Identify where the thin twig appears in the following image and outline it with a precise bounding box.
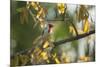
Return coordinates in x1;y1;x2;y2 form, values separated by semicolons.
70;21;79;36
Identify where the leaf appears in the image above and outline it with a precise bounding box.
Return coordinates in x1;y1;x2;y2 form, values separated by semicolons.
78;5;89;22
54;57;60;64
83;19;90;33
61;52;71;63
11;55;19;66
36;9;43;18
78;30;84;34
31;2;39;11
84;57;90;62
26;1;30;9
52;53;57;58
20;7;28;24
36;8;45;22
52;53;60;64
79;56;90;62
40;51;48;60
46;59;50;63
57;3;65;14
16;8;23;13
43;41;49;48
69;25;76;36
31;53;34;59
19;55;29;65
34;47;42;55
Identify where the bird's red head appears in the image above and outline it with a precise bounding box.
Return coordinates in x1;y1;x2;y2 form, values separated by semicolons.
48;24;53;33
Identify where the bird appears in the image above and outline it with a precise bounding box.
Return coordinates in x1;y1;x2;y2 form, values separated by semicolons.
41;22;53;42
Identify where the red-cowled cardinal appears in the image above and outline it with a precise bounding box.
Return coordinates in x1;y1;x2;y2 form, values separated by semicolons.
42;23;53;41
48;23;53;33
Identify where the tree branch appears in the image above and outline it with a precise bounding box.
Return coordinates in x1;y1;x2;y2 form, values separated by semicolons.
53;30;95;46
13;30;95;56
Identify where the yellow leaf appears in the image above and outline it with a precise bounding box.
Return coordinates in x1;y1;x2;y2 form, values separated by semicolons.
40;52;48;60
52;53;60;64
52;53;57;58
36;8;45;22
69;25;76;36
61;52;70;63
31;2;39;11
65;57;70;63
26;1;30;9
38;18;44;22
36;8;43;18
83;19;90;33
62;57;70;63
46;60;50;63
79;56;90;62
84;57;90;62
40;22;45;28
31;54;34;59
55;57;60;64
34;47;42;55
78;30;84;34
41;52;46;56
43;41;49;48
57;3;65;14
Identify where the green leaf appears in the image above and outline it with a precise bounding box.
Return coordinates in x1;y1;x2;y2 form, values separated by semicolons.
16;8;23;13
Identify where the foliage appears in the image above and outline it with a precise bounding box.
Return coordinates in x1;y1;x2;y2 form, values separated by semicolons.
11;1;95;66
